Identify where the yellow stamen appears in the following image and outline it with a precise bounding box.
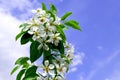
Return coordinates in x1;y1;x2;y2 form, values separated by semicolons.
44;66;49;72
50;22;54;26
58;67;62;72
40;18;45;22
34;31;39;36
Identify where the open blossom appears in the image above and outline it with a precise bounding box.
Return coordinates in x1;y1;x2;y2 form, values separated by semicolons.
66;50;74;61
54;16;61;25
28;26;40;41
64;42;74;59
48;33;62;46
55;62;67;76
46;18;56;32
53;55;65;65
33;9;50;25
37;36;49;50
39;60;55;76
22;18;38;32
39;16;49;25
66;46;74;60
43;24;53;36
32;8;46;17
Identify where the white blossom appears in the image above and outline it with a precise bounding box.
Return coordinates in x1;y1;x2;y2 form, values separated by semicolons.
55;76;65;80
54;16;61;25
48;33;62;46
32;8;46;16
64;42;74;61
66;46;74;60
46;22;56;32
39;60;55;76
37;36;49;50
56;62;67;76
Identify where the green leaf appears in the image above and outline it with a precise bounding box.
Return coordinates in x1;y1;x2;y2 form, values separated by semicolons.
19;23;29;28
47;43;58;52
10;66;20;75
41;2;46;10
56;25;66;42
43;49;52;62
23;66;38;80
15;57;29;65
23;77;37;80
58;41;64;54
50;4;57;13
48;41;64;54
20;33;32;45
65;20;82;31
59;24;68;30
22;62;30;69
69;20;79;25
61;12;72;20
16;69;26;80
16;31;26;41
30;41;43;63
46;10;55;21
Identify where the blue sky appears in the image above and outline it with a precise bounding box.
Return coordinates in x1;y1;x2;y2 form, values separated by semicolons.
0;0;120;80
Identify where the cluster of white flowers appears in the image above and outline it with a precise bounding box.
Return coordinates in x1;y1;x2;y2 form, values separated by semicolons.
22;8;62;50
18;8;75;80
37;42;74;80
12;3;81;80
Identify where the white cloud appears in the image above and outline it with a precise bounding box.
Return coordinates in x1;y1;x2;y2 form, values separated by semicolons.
105;78;111;80
0;0;64;20
0;0;32;12
0;11;29;80
71;52;85;67
69;67;77;73
97;46;103;50
0;0;35;20
79;75;84;80
86;50;120;80
105;66;120;80
0;33;3;38
68;52;85;73
59;0;63;2
110;70;120;80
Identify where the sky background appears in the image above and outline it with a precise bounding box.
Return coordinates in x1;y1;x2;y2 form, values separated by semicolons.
0;0;120;80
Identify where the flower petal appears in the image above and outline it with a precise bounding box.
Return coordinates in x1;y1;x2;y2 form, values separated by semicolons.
48;70;55;76
62;67;67;73
56;76;63;80
44;60;49;66
49;64;54;69
38;44;43;50
39;64;44;68
44;44;49;51
32;35;37;41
